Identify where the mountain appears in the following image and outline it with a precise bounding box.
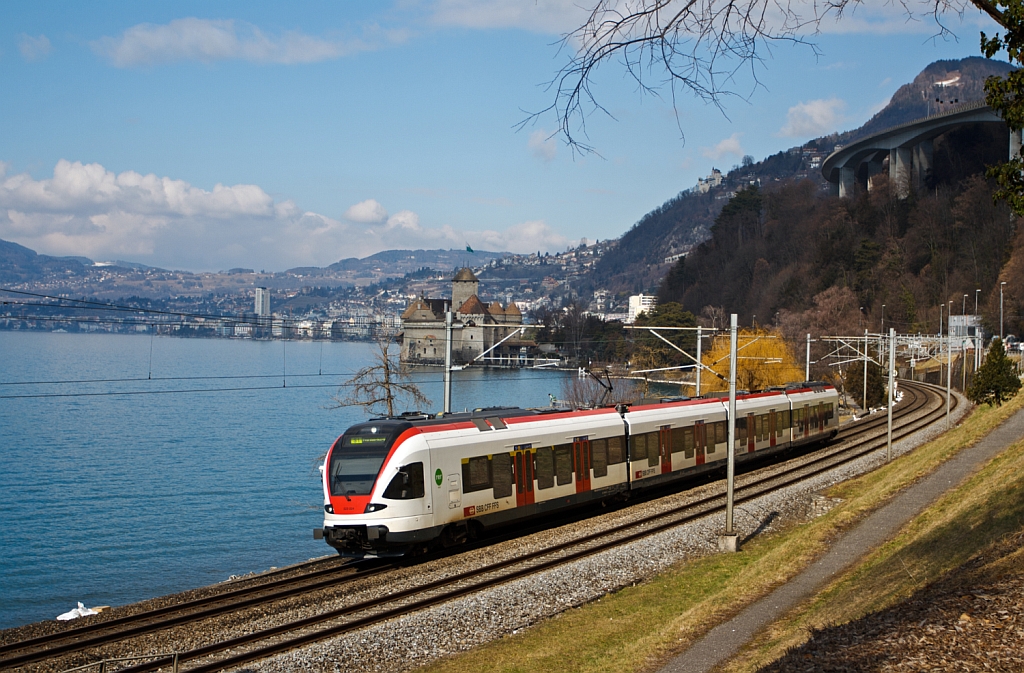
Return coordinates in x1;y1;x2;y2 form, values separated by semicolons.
286;248;508;278
0;239;90;284
846;57;1013;142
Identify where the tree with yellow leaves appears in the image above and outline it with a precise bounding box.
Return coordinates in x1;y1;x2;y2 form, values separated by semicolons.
698;328;804;395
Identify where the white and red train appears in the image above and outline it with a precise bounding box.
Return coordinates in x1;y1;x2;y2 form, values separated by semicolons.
315;383;839;556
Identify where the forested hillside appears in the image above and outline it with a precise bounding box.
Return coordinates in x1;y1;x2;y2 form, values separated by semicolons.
658;169;1019;339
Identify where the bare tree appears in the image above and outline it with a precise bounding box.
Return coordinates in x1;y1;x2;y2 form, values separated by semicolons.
531;0;991;153
560;369;642;408
331;326;430;417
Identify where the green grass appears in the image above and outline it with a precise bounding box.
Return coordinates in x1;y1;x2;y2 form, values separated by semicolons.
416;393;1024;673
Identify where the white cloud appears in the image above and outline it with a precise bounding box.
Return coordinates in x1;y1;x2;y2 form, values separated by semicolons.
430;0;587;33
778;98;846;138
528;129;557;162
471;219;569;253
344;198;388;223
385;210;422;231
701;133;744;161
91;17;396;67
0;160;569;270
18;34;52;61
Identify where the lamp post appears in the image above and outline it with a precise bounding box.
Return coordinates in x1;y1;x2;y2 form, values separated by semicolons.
1001;281;1006;342
947;300;953;426
976;289;981;371
881;304;886;365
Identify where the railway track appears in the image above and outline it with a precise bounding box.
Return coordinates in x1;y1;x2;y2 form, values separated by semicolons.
3;381;954;673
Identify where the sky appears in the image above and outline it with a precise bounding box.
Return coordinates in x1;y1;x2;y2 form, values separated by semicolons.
0;1;995;272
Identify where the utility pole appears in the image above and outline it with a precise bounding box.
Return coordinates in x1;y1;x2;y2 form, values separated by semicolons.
443;308;453;414
720;313;739;553
887;328;895;461
805;333;811;381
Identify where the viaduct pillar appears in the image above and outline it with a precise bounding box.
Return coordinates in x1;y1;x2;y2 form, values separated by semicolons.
890;147;912;198
839;166;856;198
913;141;933;193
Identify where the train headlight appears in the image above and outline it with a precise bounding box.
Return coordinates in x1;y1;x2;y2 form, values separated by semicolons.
364;503;388;513
324;504;334;514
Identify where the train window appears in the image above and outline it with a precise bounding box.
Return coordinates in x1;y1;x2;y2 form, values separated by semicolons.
535;447;554;489
491;452;513;499
780;410;790;431
682;427;695;458
382;462;425;500
736;420;747;443
607;436;624;464
671;427;686;454
328;443;390;497
554;444;573;485
754;414;763;441
631;433;647;463
715;421;726;444
463;456;491;493
826;403;835;419
592;439;609;478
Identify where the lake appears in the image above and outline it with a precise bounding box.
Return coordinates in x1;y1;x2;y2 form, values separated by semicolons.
0;332;566;629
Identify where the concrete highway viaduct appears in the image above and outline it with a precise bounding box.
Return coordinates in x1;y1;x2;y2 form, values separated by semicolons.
821;101;1022;198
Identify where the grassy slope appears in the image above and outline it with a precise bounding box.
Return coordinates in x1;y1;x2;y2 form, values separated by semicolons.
416;393;1024;673
727;395;1024;671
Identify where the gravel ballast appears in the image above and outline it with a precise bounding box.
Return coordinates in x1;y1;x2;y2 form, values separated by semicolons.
244;393;969;673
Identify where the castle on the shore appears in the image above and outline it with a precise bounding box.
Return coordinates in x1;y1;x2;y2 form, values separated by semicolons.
399;268;531;365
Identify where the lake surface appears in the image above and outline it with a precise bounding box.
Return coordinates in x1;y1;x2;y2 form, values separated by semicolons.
0;332;566;629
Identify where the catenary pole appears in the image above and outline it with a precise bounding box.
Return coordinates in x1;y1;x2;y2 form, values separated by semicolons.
696;325;702;396
443;308;453;414
887;327;895;461
863;328;869;412
805;333;811;381
725;314;738;539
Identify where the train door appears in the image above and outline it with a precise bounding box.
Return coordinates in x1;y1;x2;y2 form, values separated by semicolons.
447;473;461;512
818;403;825;433
659;425;672;474
573;436;591;493
769;410;777;448
514;444;534;507
803;405;810;438
747;413;756;453
695;421;706;466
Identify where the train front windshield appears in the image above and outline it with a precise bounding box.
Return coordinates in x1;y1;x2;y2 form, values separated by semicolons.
328;424;399;497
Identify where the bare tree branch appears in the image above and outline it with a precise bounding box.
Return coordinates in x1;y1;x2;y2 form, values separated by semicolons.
527;0;989;154
330;325;430;417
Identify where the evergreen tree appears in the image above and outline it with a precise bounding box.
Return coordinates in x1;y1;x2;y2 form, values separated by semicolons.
967;338;1021;406
846;360;886;409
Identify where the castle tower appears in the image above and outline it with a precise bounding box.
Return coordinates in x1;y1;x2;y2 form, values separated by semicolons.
452;267;479;311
